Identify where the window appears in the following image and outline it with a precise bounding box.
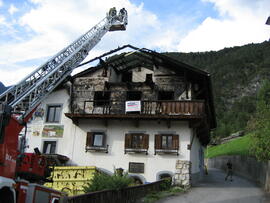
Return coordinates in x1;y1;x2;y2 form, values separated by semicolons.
93;91;110;107
122;72;132;82
42;141;57;154
159;173;172;180
132;134;143;148
158;91;174;100
154;134;179;155
158;173;172;182
46;105;61;123
145;74;153;83
125;133;149;154
162;135;173;149
131;176;143;184
86;132;108;152
126;91;142;101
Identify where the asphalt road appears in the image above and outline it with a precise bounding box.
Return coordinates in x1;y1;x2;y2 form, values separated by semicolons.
157;168;269;203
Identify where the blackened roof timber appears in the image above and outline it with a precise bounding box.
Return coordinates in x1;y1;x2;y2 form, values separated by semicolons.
72;44;216;129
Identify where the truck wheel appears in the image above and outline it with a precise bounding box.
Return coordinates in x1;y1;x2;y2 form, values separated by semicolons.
0;187;14;203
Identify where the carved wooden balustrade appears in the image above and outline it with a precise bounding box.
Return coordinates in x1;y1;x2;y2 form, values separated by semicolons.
78;100;205;116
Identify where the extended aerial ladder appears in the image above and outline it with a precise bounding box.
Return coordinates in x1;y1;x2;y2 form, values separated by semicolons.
0;8;127;119
0;8;127;203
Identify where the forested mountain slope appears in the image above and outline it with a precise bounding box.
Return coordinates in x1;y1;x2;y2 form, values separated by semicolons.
0;82;7;94
165;41;270;139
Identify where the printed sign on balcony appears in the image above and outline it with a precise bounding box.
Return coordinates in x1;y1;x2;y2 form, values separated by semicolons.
125;101;141;112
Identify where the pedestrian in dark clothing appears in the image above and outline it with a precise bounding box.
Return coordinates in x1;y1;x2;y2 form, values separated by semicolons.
225;160;233;181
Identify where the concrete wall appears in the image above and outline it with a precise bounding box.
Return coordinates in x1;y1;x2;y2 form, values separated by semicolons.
208;155;270;191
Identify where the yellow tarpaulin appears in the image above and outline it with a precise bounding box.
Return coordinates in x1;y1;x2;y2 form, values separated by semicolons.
45;166;96;196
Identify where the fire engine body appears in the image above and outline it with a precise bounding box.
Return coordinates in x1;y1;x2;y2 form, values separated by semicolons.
0;8;127;203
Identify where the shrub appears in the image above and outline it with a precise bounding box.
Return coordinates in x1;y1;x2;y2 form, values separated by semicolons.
159;178;172;191
83;171;133;193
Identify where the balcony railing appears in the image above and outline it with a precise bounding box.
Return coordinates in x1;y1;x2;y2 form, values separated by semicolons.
124;148;148;155
155;148;179;155
75;100;205;117
85;145;109;153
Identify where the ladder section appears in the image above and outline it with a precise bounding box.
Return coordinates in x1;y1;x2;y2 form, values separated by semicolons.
0;8;127;118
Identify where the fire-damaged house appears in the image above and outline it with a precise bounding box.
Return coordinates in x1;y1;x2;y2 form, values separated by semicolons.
25;45;216;187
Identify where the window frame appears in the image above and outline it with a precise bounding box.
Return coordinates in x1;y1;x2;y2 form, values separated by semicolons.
45;104;62;123
131;134;144;149
42;140;57;154
154;134;179;155
86;132;108;153
125;133;149;154
93;91;111;107
92;132;105;147
161;135;173;149
122;71;133;82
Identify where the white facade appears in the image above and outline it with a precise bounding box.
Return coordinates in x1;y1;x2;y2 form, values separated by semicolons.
25;88;204;183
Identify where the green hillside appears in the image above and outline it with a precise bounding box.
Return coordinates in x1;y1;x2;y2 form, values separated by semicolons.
165;41;270;139
205;135;252;158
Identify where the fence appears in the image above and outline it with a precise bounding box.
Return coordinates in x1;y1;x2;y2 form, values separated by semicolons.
66;179;166;203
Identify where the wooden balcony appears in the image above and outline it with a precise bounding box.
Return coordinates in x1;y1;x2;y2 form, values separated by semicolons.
66;100;205;122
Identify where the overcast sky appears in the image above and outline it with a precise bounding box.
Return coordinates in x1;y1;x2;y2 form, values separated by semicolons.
0;0;269;86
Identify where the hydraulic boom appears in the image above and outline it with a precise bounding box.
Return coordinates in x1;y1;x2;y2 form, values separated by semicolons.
0;8;127;118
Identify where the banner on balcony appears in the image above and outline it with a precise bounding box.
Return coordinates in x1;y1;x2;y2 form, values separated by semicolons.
125;101;141;112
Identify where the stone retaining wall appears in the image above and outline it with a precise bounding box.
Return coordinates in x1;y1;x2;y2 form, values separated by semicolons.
173;160;191;188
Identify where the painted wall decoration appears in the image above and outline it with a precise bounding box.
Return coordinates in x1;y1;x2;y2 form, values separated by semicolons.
32;126;42;136
42;125;64;137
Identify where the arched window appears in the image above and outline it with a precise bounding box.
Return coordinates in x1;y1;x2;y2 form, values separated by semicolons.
129;175;145;185
132;176;143;185
159;173;172;180
156;171;174;181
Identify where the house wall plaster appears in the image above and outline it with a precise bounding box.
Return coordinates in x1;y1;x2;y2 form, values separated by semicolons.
25;64;205;184
25;88;201;182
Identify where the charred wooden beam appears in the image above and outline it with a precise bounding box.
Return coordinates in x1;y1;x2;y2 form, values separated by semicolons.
104;119;108;127
135;120;140;128
167;120;171;128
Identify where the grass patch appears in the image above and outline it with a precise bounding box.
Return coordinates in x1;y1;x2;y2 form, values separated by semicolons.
141;187;186;203
205;134;253;158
